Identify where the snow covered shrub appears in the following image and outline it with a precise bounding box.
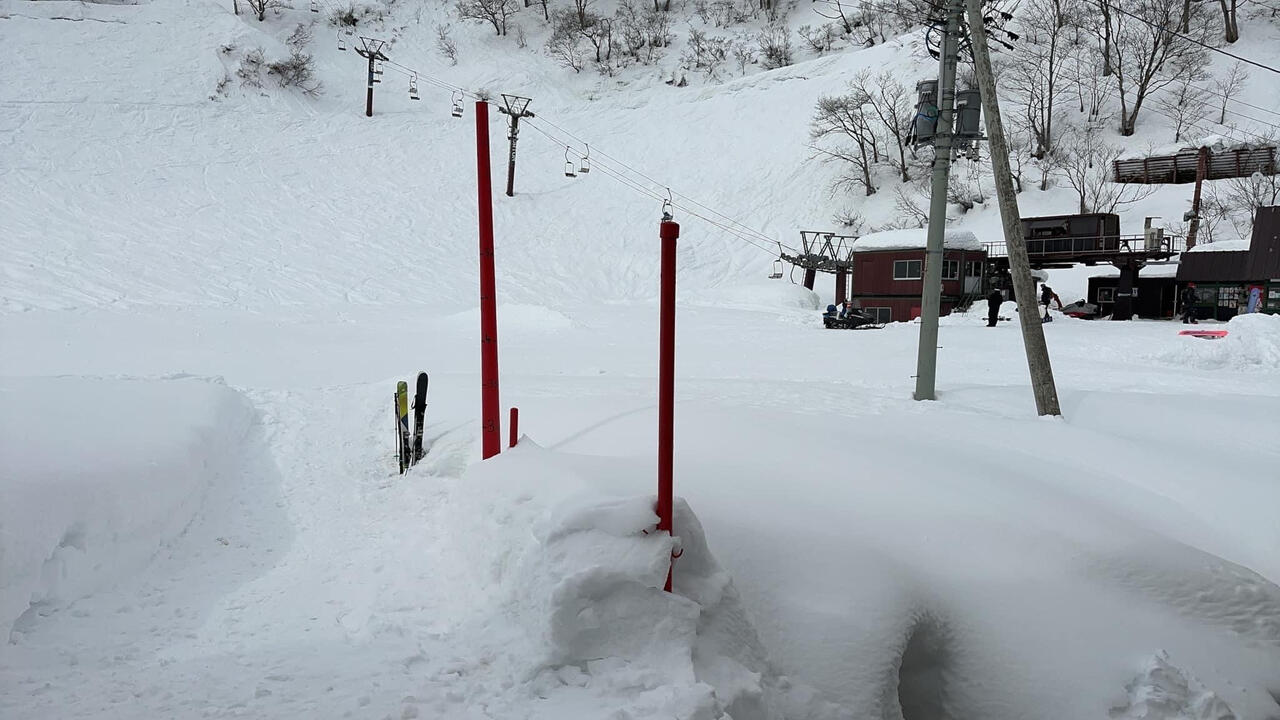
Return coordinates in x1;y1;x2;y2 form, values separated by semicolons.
435;24;459;65
756;22;792;69
797;23;837;54
236;47;265;88
286;22;314;50
692;0;755;27
328;3;384;27
268;51;323;96
680;28;731;79
730;34;753;74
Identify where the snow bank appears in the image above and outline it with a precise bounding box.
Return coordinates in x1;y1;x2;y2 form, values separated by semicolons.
1185;239;1251;252
0;376;257;635
1152;312;1280;370
439;304;574;335
439;443;828;719
686;281;821;312
852;229;983;252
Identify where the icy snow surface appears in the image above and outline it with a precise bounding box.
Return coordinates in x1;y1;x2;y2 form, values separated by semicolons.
3;0;1280;718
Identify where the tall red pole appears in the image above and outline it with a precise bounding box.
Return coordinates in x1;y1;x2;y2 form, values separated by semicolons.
477;101;502;460
657;219;680;592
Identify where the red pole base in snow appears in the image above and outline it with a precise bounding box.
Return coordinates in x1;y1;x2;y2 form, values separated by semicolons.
477;101;501;460
658;219;680;592
509;407;519;448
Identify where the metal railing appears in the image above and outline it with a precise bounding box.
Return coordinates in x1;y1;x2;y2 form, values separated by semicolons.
984;233;1183;260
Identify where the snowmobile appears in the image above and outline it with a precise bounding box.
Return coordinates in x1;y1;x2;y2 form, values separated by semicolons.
823;304;883;330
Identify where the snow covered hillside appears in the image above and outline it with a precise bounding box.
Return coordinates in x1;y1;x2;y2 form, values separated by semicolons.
2;0;1280;718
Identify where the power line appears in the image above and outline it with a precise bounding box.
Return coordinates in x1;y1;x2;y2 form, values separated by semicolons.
1102;1;1280;77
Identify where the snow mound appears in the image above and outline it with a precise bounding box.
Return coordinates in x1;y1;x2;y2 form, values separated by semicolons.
1109;651;1237;720
0;376;258;635
440;304;574;334
687;281;821;312
442;443;827;719
852;229;983;252
1152;312;1280;370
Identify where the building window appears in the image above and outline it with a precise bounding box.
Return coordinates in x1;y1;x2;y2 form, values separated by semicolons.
942;260;960;280
1194;286;1218;305
1217;285;1242;308
964;261;983;278
1098;287;1115;303
865;307;892;324
893;260;922;280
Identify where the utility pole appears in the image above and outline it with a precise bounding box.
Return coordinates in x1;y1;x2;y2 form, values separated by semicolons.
964;0;1061;416
497;94;534;197
355;37;389;118
913;0;963;402
1184;146;1210;249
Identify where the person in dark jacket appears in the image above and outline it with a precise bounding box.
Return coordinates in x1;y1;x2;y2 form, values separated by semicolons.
1180;283;1199;324
987;287;1004;327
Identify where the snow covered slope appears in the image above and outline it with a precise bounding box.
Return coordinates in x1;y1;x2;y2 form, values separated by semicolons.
2;0;1280;718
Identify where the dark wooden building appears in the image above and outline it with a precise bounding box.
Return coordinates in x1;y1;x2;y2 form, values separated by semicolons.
1086;267;1179;319
847;229;986;323
1175;205;1280;319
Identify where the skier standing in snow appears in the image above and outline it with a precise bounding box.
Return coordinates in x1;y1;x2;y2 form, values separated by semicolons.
1180;283;1200;324
987;287;1003;327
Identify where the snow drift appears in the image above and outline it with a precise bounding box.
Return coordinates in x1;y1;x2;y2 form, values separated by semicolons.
0;376;259;635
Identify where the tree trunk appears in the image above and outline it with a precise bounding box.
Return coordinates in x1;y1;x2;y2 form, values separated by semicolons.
1098;2;1113;76
1219;0;1239;42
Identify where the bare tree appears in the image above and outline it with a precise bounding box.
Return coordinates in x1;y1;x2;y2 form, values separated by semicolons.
811;0;854;33
1154;66;1211;142
757;22;793;68
851;69;915;182
244;0;284;21
458;0;519;36
1102;0;1212;136
1211;166;1280;238
811;91;880;195
547;10;588;70
436;24;459;64
1213;61;1248;124
1004;0;1071;157
1058;131;1157;213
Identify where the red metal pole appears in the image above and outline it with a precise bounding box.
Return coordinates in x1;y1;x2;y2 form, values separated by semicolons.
477;101;501;460
509;407;519;448
657;219;680;592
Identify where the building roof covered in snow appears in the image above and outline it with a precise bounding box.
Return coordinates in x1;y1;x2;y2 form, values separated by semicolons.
1091;263;1182;279
851;229;983;253
1178;206;1280;282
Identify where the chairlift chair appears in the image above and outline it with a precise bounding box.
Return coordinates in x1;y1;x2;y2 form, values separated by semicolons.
338;34;347;52
564;147;578;178
409;75;420;101
579;144;591;174
769;259;784;279
450;91;464;118
310;0;319;12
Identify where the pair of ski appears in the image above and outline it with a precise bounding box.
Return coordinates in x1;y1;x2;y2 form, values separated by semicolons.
394;372;428;474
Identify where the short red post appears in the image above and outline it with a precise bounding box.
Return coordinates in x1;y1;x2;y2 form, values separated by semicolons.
657;218;680;592
476;101;502;460
509;407;519;448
